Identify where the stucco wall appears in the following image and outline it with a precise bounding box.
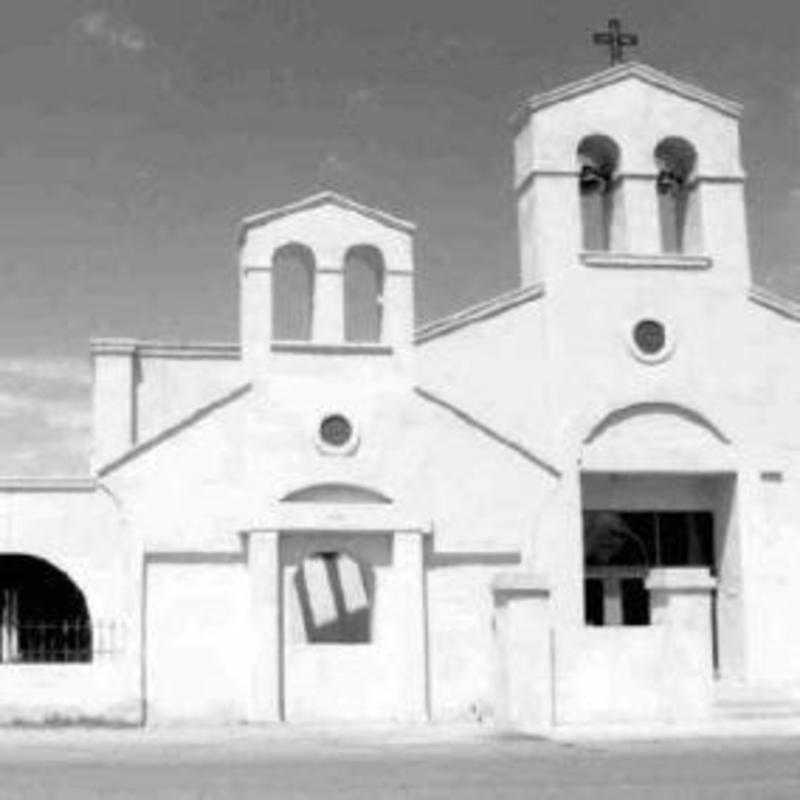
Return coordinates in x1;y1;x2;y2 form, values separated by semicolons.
0;487;141;723
135;355;243;444
145;559;249;724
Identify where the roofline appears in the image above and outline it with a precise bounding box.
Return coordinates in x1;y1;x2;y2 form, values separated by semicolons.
91;338;241;361
96;383;252;478
749;284;800;321
414;282;545;345
511;61;742;131
0;477;96;493
238;191;416;241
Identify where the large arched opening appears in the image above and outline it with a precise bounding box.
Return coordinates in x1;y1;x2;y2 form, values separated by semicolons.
0;555;92;663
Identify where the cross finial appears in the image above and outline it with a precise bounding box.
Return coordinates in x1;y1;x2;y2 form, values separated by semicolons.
592;18;638;66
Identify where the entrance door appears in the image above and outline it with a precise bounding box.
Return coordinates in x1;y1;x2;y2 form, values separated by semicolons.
281;533;405;722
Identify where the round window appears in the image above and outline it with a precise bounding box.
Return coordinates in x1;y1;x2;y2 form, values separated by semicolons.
319;414;353;448
633;319;666;355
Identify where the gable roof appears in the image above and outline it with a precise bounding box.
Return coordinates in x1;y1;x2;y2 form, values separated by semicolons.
511;61;742;131
239;191;416;241
749;284;800;321
96;382;252;478
414;282;545;345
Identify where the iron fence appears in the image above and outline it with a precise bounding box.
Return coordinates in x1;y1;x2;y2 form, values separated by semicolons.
0;619;126;664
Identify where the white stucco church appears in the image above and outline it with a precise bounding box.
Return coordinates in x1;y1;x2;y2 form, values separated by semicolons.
2;57;800;733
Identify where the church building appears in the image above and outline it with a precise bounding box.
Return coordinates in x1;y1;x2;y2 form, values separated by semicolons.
2;58;800;733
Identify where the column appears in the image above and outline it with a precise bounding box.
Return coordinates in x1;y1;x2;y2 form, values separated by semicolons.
313;267;344;342
248;530;282;722
617;175;661;253
381;271;414;351
521;174;581;283
240;266;272;370
491;573;551;733
540;466;583;626
646;567;716;720
394;531;428;722
90;339;137;468
602;578;623;626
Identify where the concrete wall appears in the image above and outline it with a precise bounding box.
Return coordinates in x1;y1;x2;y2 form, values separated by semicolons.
0;486;141;723
554;624;711;726
282;532;408;722
16;64;800;731
145;559;249;724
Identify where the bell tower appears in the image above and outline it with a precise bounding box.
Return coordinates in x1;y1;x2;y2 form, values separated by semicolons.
511;61;749;289
237;191;416;372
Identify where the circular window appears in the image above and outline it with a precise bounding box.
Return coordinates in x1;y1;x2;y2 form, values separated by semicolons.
319;414;353;448
633;319;666;355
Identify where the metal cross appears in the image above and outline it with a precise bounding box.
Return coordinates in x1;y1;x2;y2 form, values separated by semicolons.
592;18;638;65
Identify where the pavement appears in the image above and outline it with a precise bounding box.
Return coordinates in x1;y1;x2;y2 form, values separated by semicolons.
0;724;799;798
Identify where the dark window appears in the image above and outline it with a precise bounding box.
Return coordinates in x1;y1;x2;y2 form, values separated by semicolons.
584;578;604;625
319;414;353;448
633;319;666;355
583;511;713;627
621;578;650;625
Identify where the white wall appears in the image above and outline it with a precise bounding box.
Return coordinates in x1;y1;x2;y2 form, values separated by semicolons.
145;559;249;724
0;486;141;723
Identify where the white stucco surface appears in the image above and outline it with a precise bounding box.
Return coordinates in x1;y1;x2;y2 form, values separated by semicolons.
4;61;800;736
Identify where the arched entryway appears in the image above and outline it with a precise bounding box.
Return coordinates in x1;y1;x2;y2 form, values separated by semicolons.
576;402;739;680
0;555;92;663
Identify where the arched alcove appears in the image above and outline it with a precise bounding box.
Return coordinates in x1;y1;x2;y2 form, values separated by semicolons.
577;134;620;251
282;483;392;504
655;137;698;254
0;555;92;663
272;242;315;340
579;401;732;473
344;245;384;343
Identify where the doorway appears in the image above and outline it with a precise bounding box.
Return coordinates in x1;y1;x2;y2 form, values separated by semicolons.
581;473;740;678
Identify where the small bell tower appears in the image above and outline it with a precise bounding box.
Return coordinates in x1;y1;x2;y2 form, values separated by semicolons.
237;191;416;371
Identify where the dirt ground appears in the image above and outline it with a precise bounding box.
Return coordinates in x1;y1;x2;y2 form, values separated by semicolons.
0;727;799;798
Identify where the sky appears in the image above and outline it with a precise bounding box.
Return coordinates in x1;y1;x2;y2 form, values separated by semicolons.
0;0;798;475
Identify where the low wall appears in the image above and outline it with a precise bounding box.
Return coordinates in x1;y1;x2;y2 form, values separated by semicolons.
0;656;141;724
494;568;716;732
554;625;711;726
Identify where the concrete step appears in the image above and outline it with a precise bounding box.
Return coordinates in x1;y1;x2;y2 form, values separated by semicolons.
713;682;800;720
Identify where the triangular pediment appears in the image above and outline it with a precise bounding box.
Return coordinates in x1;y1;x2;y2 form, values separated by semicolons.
239;190;416;240
511;61;741;130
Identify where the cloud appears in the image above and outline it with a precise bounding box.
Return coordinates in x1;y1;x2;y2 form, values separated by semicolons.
74;9;148;54
0;358;91;476
0;357;91;386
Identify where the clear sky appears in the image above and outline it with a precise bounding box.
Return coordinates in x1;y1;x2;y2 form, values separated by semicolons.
0;0;798;475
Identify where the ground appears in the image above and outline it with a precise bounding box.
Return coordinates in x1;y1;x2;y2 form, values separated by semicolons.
1;726;800;798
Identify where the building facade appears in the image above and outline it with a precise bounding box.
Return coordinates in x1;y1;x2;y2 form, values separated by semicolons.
2;61;800;732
